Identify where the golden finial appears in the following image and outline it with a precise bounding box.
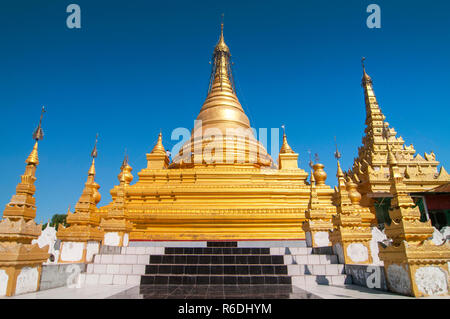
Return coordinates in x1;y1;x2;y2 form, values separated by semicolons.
334;137;344;178
88;134;98;176
334;136;341;161
309;150;326;184
32;106;46;141
361;57;372;85
220;13;225;40
91;133;98;159
121;148;128;170
151;132;166;155
26;107;46;165
215;15;229;53
26;141;39;165
118;148;133;185
309;152;315;184
280;125;294;154
337;160;344;178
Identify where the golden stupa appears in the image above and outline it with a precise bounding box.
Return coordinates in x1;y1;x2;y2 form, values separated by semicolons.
347;58;450;222
93;24;337;241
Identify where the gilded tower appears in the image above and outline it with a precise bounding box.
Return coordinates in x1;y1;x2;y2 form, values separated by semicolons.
329;154;373;265
347;58;450;224
57;136;104;263
100;155;134;246
378;136;450;296
0;108;49;296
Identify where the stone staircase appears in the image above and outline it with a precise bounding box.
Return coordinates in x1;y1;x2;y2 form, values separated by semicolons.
274;247;350;288
78;246;163;286
78;241;351;289
141;242;291;285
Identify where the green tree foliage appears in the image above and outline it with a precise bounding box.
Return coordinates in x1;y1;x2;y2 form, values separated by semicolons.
42;214;67;230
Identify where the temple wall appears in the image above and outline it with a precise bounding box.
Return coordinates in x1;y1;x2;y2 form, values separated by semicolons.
344;264;387;291
15;267;39;295
39;263;86;291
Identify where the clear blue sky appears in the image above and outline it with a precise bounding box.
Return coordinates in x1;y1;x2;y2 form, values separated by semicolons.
1;0;449;222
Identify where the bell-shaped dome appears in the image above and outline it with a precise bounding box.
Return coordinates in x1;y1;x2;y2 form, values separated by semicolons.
172;24;273;168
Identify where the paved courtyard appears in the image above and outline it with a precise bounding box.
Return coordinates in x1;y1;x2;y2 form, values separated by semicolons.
7;283;442;299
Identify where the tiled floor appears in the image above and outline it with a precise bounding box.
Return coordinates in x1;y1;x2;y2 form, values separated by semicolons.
306;284;450;299
7;284;135;299
7;283;450;299
305;284;411;299
107;284;321;299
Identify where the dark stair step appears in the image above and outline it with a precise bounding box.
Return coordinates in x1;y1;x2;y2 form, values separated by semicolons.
207;241;238;247
149;254;285;265
145;264;288;275
140;274;292;285
138;284;293;298
164;247;270;255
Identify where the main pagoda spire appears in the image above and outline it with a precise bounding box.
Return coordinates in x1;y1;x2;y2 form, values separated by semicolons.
198;21;250;132
207;22;235;93
172;22;273;167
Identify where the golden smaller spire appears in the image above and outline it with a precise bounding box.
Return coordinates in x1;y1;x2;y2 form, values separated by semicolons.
279;125;294;154
382;121;397;165
307;168;321;211
361;57;372;85
387;146;397;165
88;134;98;176
215;15;229;53
337;160;344;178
91;133;98;158
310;168;315;184
88;158;96;176
334;137;344;178
26;107;46;166
1;107;48;224
118;152;133;185
151;132;166;155
26;141;39;165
